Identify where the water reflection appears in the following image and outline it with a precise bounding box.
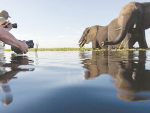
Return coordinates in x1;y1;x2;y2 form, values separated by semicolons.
80;51;150;102
0;55;34;105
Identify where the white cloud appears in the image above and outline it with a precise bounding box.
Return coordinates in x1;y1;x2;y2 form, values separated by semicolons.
66;27;70;30
56;35;80;39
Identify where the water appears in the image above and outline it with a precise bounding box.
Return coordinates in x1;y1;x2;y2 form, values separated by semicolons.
0;51;150;113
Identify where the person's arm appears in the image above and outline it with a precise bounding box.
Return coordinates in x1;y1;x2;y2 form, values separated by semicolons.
0;26;28;54
3;23;12;31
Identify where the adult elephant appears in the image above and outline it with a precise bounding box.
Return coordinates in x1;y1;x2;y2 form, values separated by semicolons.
102;2;149;48
79;18;138;49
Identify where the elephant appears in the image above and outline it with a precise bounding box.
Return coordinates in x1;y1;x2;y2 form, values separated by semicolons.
80;51;150;101
79;25;108;49
102;2;150;48
79;17;140;49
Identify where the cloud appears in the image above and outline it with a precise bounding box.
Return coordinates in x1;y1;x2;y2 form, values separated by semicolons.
65;27;85;34
66;27;70;30
56;35;80;39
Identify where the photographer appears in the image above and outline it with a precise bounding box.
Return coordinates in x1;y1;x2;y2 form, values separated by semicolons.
0;10;28;54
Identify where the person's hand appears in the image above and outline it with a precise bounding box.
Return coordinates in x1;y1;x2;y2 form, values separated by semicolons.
18;41;28;54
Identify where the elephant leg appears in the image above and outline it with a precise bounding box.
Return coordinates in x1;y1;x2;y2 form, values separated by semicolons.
128;35;137;49
120;33;136;49
137;30;148;48
92;40;101;49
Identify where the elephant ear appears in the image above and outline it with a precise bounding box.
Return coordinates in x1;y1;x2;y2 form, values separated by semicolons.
86;26;98;44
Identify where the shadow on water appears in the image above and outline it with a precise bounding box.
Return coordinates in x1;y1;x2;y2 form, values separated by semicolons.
80;51;150;102
0;54;34;105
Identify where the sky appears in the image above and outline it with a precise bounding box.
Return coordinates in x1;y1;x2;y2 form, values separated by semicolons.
0;0;150;48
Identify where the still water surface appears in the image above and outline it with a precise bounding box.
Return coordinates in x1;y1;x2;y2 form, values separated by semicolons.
0;51;150;113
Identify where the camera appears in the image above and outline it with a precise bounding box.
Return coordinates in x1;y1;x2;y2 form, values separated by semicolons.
5;23;17;28
11;40;34;54
12;23;17;28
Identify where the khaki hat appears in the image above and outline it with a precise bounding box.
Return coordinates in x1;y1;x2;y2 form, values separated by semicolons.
0;10;10;19
0;17;6;25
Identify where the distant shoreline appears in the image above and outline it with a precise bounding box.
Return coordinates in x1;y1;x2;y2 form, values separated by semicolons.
4;48;150;51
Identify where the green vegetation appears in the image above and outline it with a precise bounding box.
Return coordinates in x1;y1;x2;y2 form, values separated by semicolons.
4;48;150;52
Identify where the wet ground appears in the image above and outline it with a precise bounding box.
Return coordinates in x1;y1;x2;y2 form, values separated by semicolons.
0;51;150;113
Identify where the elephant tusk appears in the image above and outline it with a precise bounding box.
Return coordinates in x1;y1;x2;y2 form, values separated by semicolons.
101;42;105;46
132;71;136;80
133;24;136;28
115;27;121;31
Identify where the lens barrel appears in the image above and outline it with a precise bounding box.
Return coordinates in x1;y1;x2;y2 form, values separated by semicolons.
26;40;34;48
12;23;17;28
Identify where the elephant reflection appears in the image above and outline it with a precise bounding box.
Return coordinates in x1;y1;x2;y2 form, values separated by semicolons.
80;51;108;79
0;55;34;105
80;51;150;102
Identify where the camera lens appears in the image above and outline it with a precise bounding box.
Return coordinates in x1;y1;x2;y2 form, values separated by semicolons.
26;40;34;48
12;23;17;28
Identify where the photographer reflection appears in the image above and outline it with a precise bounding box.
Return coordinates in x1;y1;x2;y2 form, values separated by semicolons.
80;51;150;102
0;55;34;105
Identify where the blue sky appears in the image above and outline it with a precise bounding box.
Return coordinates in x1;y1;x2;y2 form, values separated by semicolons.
0;0;150;48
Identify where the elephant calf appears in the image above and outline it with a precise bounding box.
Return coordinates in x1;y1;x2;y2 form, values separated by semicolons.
79;25;108;49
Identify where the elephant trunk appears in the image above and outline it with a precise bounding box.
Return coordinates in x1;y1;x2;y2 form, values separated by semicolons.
79;36;86;48
104;27;128;45
103;10;138;46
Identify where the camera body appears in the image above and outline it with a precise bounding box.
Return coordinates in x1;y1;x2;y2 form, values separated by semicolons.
5;23;17;28
11;40;34;54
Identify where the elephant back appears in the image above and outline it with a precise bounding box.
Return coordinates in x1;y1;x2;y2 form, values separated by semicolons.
119;2;144;30
108;18;122;48
141;2;150;29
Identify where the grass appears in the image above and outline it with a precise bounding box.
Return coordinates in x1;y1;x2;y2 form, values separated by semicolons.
4;48;93;51
4;48;150;51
